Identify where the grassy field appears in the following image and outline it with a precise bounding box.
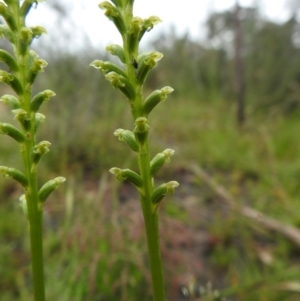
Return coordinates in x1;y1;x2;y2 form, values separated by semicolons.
1;93;300;301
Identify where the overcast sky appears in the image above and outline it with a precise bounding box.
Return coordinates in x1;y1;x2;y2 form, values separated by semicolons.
25;0;294;51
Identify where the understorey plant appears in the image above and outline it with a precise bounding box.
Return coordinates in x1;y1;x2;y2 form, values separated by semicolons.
91;1;179;300
0;1;65;300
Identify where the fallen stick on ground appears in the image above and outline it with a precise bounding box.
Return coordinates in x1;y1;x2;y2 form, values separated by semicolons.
191;164;300;248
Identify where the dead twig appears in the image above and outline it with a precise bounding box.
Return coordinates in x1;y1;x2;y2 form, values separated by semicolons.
191;164;300;248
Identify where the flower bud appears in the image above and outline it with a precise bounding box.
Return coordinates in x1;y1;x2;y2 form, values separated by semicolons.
32;141;51;164
30;90;55;112
0;122;25;143
0;94;20;109
0;166;28;187
0;24;14;43
34;113;45;132
30;26;47;39
90;60;127;78
136;52;163;85
144;16;162;32
133;117;149;145
0;69;12;85
19;194;28;218
99;2;126;35
30;58;48;73
0;49;18;72
19;27;33;55
109;167;143;188
38;177;66;203
139;16;162;41
114;129;139;152
106;44;126;63
28;58;48;84
150;149;175;177
0;70;23;95
127;17;144;53
152;181;179;204
143;86;174;115
105;71;135;100
12;109;30;131
0;3;17;32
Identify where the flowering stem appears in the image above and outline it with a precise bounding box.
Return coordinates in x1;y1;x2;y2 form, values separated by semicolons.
0;2;65;300
14;11;46;300
92;1;179;300
22;113;45;301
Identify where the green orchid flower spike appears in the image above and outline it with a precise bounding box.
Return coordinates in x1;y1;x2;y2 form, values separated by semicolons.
91;1;178;300
0;1;65;301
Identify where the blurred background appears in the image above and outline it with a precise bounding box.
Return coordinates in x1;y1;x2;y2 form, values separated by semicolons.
1;0;300;300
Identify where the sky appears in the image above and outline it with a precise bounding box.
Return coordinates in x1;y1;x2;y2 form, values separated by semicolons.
24;0;293;51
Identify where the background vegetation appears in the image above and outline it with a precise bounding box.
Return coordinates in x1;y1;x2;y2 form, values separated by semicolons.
1;1;300;301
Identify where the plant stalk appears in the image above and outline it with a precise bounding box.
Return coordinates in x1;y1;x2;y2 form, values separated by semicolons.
138;142;166;301
16;7;46;300
27;203;45;301
23;141;46;301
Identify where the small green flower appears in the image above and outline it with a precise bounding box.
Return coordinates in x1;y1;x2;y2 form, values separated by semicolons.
12;109;31;130
0;122;25;143
143;16;162;32
35;113;46;128
105;71;136;100
0;49;19;72
19;194;28;218
106;44;126;63
152;181;180;205
38;177;66;203
30;90;55;112
29;57;48;84
133;117;149;145
150;149;175;177
0;24;14;43
90;60;127;78
109;167;143;188
136;52;163;85
30;26;47;39
34;113;46;132
0;3;17;32
138;16;162;41
143;86;174;115
19;27;33;55
32;141;51;164
99;1;126;35
114;129;139;152
0;94;20;108
0;70;23;95
128;17;144;36
0;166;28;187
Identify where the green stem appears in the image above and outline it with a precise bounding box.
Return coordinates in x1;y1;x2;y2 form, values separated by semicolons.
138;142;166;301
27;196;45;301
15;6;46;300
108;3;169;300
23;142;46;301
